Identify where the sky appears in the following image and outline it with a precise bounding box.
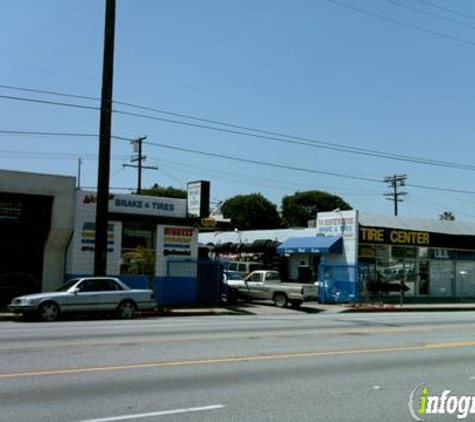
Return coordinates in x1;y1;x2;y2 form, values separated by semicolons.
1;0;475;222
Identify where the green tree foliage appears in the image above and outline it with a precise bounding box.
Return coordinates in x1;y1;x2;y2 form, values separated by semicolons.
140;184;187;199
282;190;352;227
120;246;156;288
439;211;455;221
222;193;282;230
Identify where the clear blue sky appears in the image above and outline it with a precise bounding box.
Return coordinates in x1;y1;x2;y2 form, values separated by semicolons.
1;0;475;221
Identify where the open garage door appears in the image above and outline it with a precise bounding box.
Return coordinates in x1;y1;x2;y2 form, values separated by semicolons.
0;193;53;304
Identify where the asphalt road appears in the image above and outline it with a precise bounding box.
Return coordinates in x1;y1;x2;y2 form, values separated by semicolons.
2;311;475;422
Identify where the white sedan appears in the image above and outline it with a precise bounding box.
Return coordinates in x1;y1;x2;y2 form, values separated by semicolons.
9;277;156;322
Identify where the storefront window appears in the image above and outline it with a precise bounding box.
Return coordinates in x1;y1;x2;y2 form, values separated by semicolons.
358;245;375;260
120;223;156;275
456;261;475;297
457;251;475;261
430;261;454;296
418;247;430;259
392;246;416;259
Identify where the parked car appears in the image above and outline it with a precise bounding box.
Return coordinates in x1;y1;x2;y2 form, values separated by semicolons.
234;270;318;308
8;277;156;322
224;261;265;277
222;270;246;304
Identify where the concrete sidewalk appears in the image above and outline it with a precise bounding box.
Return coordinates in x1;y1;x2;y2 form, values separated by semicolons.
1;301;475;321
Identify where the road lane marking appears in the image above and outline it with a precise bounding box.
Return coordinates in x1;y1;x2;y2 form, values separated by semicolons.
74;405;225;422
2;339;475;380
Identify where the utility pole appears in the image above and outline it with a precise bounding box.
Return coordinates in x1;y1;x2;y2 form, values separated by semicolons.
77;157;82;189
384;174;407;216
123;136;158;194
94;0;116;276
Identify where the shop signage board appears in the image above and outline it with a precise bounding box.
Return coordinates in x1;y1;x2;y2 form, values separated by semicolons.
81;191;186;218
156;225;198;277
316;210;358;265
359;225;475;249
187;180;210;218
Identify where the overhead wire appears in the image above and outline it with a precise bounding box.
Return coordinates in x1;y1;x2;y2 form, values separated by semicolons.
323;0;475;47
1;89;475;196
387;0;475;30
1;87;475;171
142;139;475;195
415;0;475;21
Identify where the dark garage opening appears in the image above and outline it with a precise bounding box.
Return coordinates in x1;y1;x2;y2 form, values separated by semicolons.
0;193;53;304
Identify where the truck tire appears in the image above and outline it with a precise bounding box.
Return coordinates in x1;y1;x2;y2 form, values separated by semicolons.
273;292;288;308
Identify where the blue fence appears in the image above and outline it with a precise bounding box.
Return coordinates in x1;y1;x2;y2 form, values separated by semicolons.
81;258;222;307
318;264;365;304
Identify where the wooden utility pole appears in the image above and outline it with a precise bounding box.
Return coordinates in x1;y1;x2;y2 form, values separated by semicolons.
384;174;407;216
123;136;158;194
94;0;116;276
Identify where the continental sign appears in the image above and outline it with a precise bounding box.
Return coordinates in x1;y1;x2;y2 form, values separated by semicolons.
360;226;430;246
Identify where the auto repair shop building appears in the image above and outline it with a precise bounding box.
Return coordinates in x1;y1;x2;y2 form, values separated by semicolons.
0;170;212;306
200;210;475;301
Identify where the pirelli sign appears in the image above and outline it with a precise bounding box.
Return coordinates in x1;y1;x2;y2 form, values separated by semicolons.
359;226;430;246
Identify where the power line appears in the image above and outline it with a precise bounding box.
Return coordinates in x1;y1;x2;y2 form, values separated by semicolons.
2;131;475;196
0;148;130;161
0;87;475;171
143;139;475;195
323;0;475;47
0;129;100;138
415;0;475;22
143;139;383;184
388;0;475;30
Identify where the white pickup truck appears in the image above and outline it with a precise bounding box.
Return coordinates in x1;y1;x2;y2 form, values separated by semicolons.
232;270;317;308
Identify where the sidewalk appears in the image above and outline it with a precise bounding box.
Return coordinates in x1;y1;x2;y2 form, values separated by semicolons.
1;301;475;321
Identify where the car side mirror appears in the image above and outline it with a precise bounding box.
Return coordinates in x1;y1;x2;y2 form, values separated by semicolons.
71;287;80;294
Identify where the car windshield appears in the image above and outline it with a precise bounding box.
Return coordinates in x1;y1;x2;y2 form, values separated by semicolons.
225;272;244;280
55;279;80;292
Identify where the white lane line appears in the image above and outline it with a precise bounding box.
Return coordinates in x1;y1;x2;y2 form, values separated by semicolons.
75;405;225;422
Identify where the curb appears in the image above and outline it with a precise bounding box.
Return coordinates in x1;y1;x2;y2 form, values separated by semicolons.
341;306;475;313
1;306;474;321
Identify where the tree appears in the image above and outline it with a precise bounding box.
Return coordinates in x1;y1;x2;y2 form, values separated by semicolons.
120;246;156;289
139;184;186;199
439;211;455;221
221;193;282;230
281;190;351;227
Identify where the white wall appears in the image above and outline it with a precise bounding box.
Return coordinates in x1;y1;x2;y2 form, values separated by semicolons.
0;170;76;291
67;191;198;278
316;210;359;265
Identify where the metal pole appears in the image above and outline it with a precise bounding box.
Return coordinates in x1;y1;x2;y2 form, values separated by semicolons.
94;0;116;276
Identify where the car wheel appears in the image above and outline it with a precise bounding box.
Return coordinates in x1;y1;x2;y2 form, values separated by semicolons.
273;293;288;308
117;300;137;319
39;302;60;322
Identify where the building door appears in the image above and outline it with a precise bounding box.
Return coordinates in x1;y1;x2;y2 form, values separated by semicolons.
418;261;430;295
